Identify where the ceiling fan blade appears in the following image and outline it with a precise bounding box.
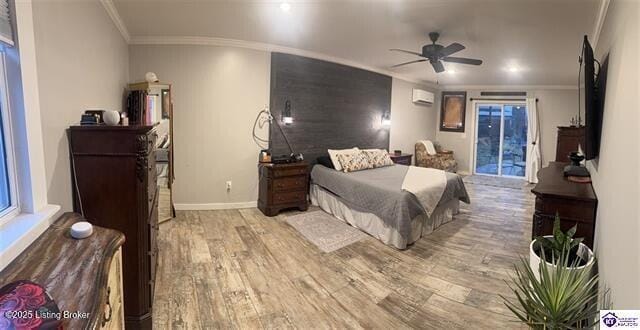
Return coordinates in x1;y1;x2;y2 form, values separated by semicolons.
389;48;423;57
391;59;427;68
431;60;445;73
439;43;465;57
442;56;483;65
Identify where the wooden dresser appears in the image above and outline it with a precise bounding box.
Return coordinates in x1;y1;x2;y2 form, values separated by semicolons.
258;161;309;216
389;153;413;165
556;126;585;162
69;125;159;329
0;213;125;329
531;162;598;248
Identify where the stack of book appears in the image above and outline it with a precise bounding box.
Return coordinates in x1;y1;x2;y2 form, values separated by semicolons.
127;91;158;125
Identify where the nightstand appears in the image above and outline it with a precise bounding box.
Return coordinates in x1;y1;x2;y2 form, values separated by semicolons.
258;161;309;216
389;153;413;165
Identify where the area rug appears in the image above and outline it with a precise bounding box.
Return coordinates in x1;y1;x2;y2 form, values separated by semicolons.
463;174;529;190
285;211;367;253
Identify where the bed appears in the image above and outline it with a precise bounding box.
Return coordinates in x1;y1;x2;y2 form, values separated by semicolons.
310;164;470;249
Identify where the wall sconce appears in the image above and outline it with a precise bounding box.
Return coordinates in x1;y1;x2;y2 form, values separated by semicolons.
283;100;293;125
381;111;391;127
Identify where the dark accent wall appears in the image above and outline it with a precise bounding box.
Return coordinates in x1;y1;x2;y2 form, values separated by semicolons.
269;53;392;164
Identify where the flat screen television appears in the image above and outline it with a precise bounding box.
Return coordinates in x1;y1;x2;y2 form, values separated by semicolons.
579;35;605;160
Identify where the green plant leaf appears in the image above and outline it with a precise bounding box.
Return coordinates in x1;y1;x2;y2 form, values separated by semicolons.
566;225;577;239
501;251;600;329
573;237;584;247
536;237;553;251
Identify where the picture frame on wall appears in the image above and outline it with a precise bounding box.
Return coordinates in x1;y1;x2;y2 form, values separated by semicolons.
440;91;467;132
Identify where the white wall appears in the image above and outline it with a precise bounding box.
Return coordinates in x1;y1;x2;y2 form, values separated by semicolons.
32;1;129;211
435;88;577;174
389;78;438;161
130;45;439;206
129;45;271;207
589;0;639;309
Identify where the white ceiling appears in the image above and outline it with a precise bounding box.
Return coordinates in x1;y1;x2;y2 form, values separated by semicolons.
113;0;601;87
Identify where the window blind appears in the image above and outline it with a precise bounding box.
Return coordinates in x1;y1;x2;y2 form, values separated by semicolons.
0;0;13;46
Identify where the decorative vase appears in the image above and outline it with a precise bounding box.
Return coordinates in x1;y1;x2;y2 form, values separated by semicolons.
528;236;594;281
103;110;121;126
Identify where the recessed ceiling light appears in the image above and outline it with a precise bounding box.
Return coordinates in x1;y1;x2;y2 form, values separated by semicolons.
280;2;291;12
447;69;456;74
508;66;519;73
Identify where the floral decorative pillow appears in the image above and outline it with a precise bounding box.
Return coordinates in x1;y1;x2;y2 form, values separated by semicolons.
363;149;394;168
327;147;360;171
337;151;373;173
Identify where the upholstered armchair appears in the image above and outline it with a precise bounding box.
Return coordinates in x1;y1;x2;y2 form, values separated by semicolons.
415;141;458;172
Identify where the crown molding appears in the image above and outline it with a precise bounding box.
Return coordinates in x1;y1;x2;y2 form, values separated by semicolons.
100;0;130;43
439;84;578;91
127;36;578;91
591;0;610;47
129;35;440;89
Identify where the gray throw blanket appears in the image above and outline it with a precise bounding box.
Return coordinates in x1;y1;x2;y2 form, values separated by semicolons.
310;165;470;240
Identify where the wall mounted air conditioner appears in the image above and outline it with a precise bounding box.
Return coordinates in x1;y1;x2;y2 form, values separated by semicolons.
412;89;434;105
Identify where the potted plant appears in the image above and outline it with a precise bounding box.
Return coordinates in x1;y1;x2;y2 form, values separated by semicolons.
529;213;594;281
502;251;600;329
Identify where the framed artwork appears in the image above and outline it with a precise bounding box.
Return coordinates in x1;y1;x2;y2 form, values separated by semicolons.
161;89;171;119
440;91;467;132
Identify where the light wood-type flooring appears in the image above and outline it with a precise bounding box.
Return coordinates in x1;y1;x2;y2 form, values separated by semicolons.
153;183;534;329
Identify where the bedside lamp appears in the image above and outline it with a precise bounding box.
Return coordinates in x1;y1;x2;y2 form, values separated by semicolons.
382;111;391;127
283;100;293;125
251;104;303;163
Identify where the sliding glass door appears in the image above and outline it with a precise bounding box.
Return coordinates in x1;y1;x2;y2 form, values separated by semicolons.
474;103;528;177
475;105;502;175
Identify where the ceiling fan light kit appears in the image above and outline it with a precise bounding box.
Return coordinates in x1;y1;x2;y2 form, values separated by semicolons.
390;32;483;73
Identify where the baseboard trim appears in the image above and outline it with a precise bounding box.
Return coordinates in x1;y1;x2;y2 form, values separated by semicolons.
174;201;257;210
457;170;471;176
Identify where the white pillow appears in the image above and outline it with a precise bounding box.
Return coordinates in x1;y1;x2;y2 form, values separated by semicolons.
328;148;359;171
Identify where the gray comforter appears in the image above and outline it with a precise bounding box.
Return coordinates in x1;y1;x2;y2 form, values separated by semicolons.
310;164;470;239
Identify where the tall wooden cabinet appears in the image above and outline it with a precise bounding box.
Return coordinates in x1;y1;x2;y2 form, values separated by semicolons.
555;126;585;162
69;125;159;329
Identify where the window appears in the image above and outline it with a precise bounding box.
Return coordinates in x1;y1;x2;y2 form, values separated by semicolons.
0;51;18;223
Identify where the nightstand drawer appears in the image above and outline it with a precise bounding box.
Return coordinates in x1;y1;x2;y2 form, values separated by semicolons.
273;190;307;204
273;176;307;192
272;167;307;178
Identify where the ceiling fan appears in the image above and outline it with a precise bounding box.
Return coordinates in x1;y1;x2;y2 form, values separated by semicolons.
390;32;483;73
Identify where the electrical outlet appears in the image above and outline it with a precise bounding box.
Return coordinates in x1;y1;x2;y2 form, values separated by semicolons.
226;181;232;191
